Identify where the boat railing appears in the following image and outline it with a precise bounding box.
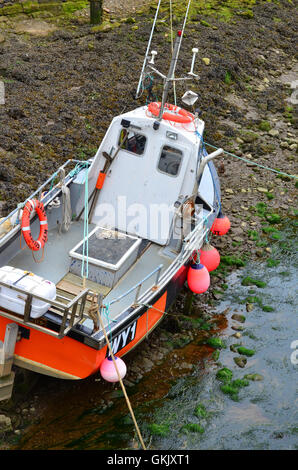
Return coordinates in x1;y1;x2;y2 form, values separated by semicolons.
100;264;164;313
0;279;89;339
97;210;214;335
127;211;213;310
0;159;90;241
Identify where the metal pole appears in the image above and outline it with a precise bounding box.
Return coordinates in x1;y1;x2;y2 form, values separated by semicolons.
158;33;181;120
135;0;162;99
158;0;192;120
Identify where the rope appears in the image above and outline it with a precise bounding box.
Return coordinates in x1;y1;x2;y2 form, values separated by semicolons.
96;300;147;450
204;142;298;180
59;184;72;233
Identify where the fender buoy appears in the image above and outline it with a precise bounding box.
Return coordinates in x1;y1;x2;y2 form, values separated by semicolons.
187;263;210;294
100;356;127;383
21;199;48;251
148;102;194;124
211;211;231;236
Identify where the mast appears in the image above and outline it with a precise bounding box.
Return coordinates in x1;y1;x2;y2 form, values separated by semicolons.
158;32;182;121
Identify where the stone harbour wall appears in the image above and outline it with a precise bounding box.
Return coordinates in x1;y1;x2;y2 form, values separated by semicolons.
0;0;89;18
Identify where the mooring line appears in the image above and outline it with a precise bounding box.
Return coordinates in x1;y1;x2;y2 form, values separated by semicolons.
204;142;298;180
96;301;147;451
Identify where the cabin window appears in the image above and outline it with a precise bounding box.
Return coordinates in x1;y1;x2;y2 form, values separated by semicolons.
118;129;146;156
157;145;183;176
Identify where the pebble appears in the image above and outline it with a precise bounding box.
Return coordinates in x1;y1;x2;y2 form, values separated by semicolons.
231;314;246;323
0;415;12;432
268;129;279;137
202;57;210;65
234;356;247;368
257;187;268;193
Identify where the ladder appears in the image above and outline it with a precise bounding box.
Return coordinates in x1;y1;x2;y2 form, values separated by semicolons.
0;323;18;401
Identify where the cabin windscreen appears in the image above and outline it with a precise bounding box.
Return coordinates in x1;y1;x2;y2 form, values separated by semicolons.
158;145;183;176
118;129;146;156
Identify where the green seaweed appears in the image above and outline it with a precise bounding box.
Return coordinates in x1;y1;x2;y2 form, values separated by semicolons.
149;423;170;437
194;403;207;419
220;255;246;267
220;383;239;401
262;305;275;312
207;337;226;349
216;367;233;382
241;276;267;288
236;347;255;357
181;423;204;434
267;258;280;267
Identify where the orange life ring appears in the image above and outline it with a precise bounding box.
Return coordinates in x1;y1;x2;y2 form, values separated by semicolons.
21;199;48;251
148;102;194;124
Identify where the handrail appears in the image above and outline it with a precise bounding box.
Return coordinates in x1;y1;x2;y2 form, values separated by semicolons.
0;159;90;228
106;264;163;308
0;279;89;339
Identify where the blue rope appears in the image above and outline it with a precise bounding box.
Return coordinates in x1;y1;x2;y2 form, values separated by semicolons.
103;303;113;344
204;141;298;180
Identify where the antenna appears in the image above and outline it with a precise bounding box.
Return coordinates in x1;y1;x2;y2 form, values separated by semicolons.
188;48;199;77
138;0;199;120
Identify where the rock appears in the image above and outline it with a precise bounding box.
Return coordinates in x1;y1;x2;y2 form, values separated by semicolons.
0;34;5;44
202;57;210;66
268;129;279;137
0;201;7;216
231;324;244;331
231;314;246;323
234;356;247;368
241;131;259;143
142;357;154;371
244;373;264;381
0;414;12;432
257;187;268;193
14;20;57;37
7;108;26;120
225;188;234;194
230;343;241;352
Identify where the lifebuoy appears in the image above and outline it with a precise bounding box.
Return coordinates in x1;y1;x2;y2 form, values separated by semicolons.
21;199;48;251
148;102;194;124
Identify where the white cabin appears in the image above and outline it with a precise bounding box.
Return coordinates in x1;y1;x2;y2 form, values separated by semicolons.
83;105;208;246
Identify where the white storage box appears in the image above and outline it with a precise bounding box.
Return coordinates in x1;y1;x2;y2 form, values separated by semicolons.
0;266;56;318
69;227;142;288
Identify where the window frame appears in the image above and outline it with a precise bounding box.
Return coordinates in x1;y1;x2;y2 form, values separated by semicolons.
156;144;184;178
117;129;147;157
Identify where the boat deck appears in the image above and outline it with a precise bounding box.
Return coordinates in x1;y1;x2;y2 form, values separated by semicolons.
8;220;93;285
6;220;173;333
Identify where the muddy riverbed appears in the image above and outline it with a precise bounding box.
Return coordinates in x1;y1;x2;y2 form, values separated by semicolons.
0;0;297;450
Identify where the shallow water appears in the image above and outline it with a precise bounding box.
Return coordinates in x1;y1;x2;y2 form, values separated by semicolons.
16;224;297;450
141;259;298;450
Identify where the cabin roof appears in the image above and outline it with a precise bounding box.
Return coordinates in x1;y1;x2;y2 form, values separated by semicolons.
115;105;205;147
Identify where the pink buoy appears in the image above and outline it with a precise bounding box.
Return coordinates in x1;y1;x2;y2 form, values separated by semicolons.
100;356;127;383
211;211;231;236
187;263;210;294
199;243;220;272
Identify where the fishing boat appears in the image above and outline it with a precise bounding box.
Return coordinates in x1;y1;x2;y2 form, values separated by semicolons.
0;2;230;398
